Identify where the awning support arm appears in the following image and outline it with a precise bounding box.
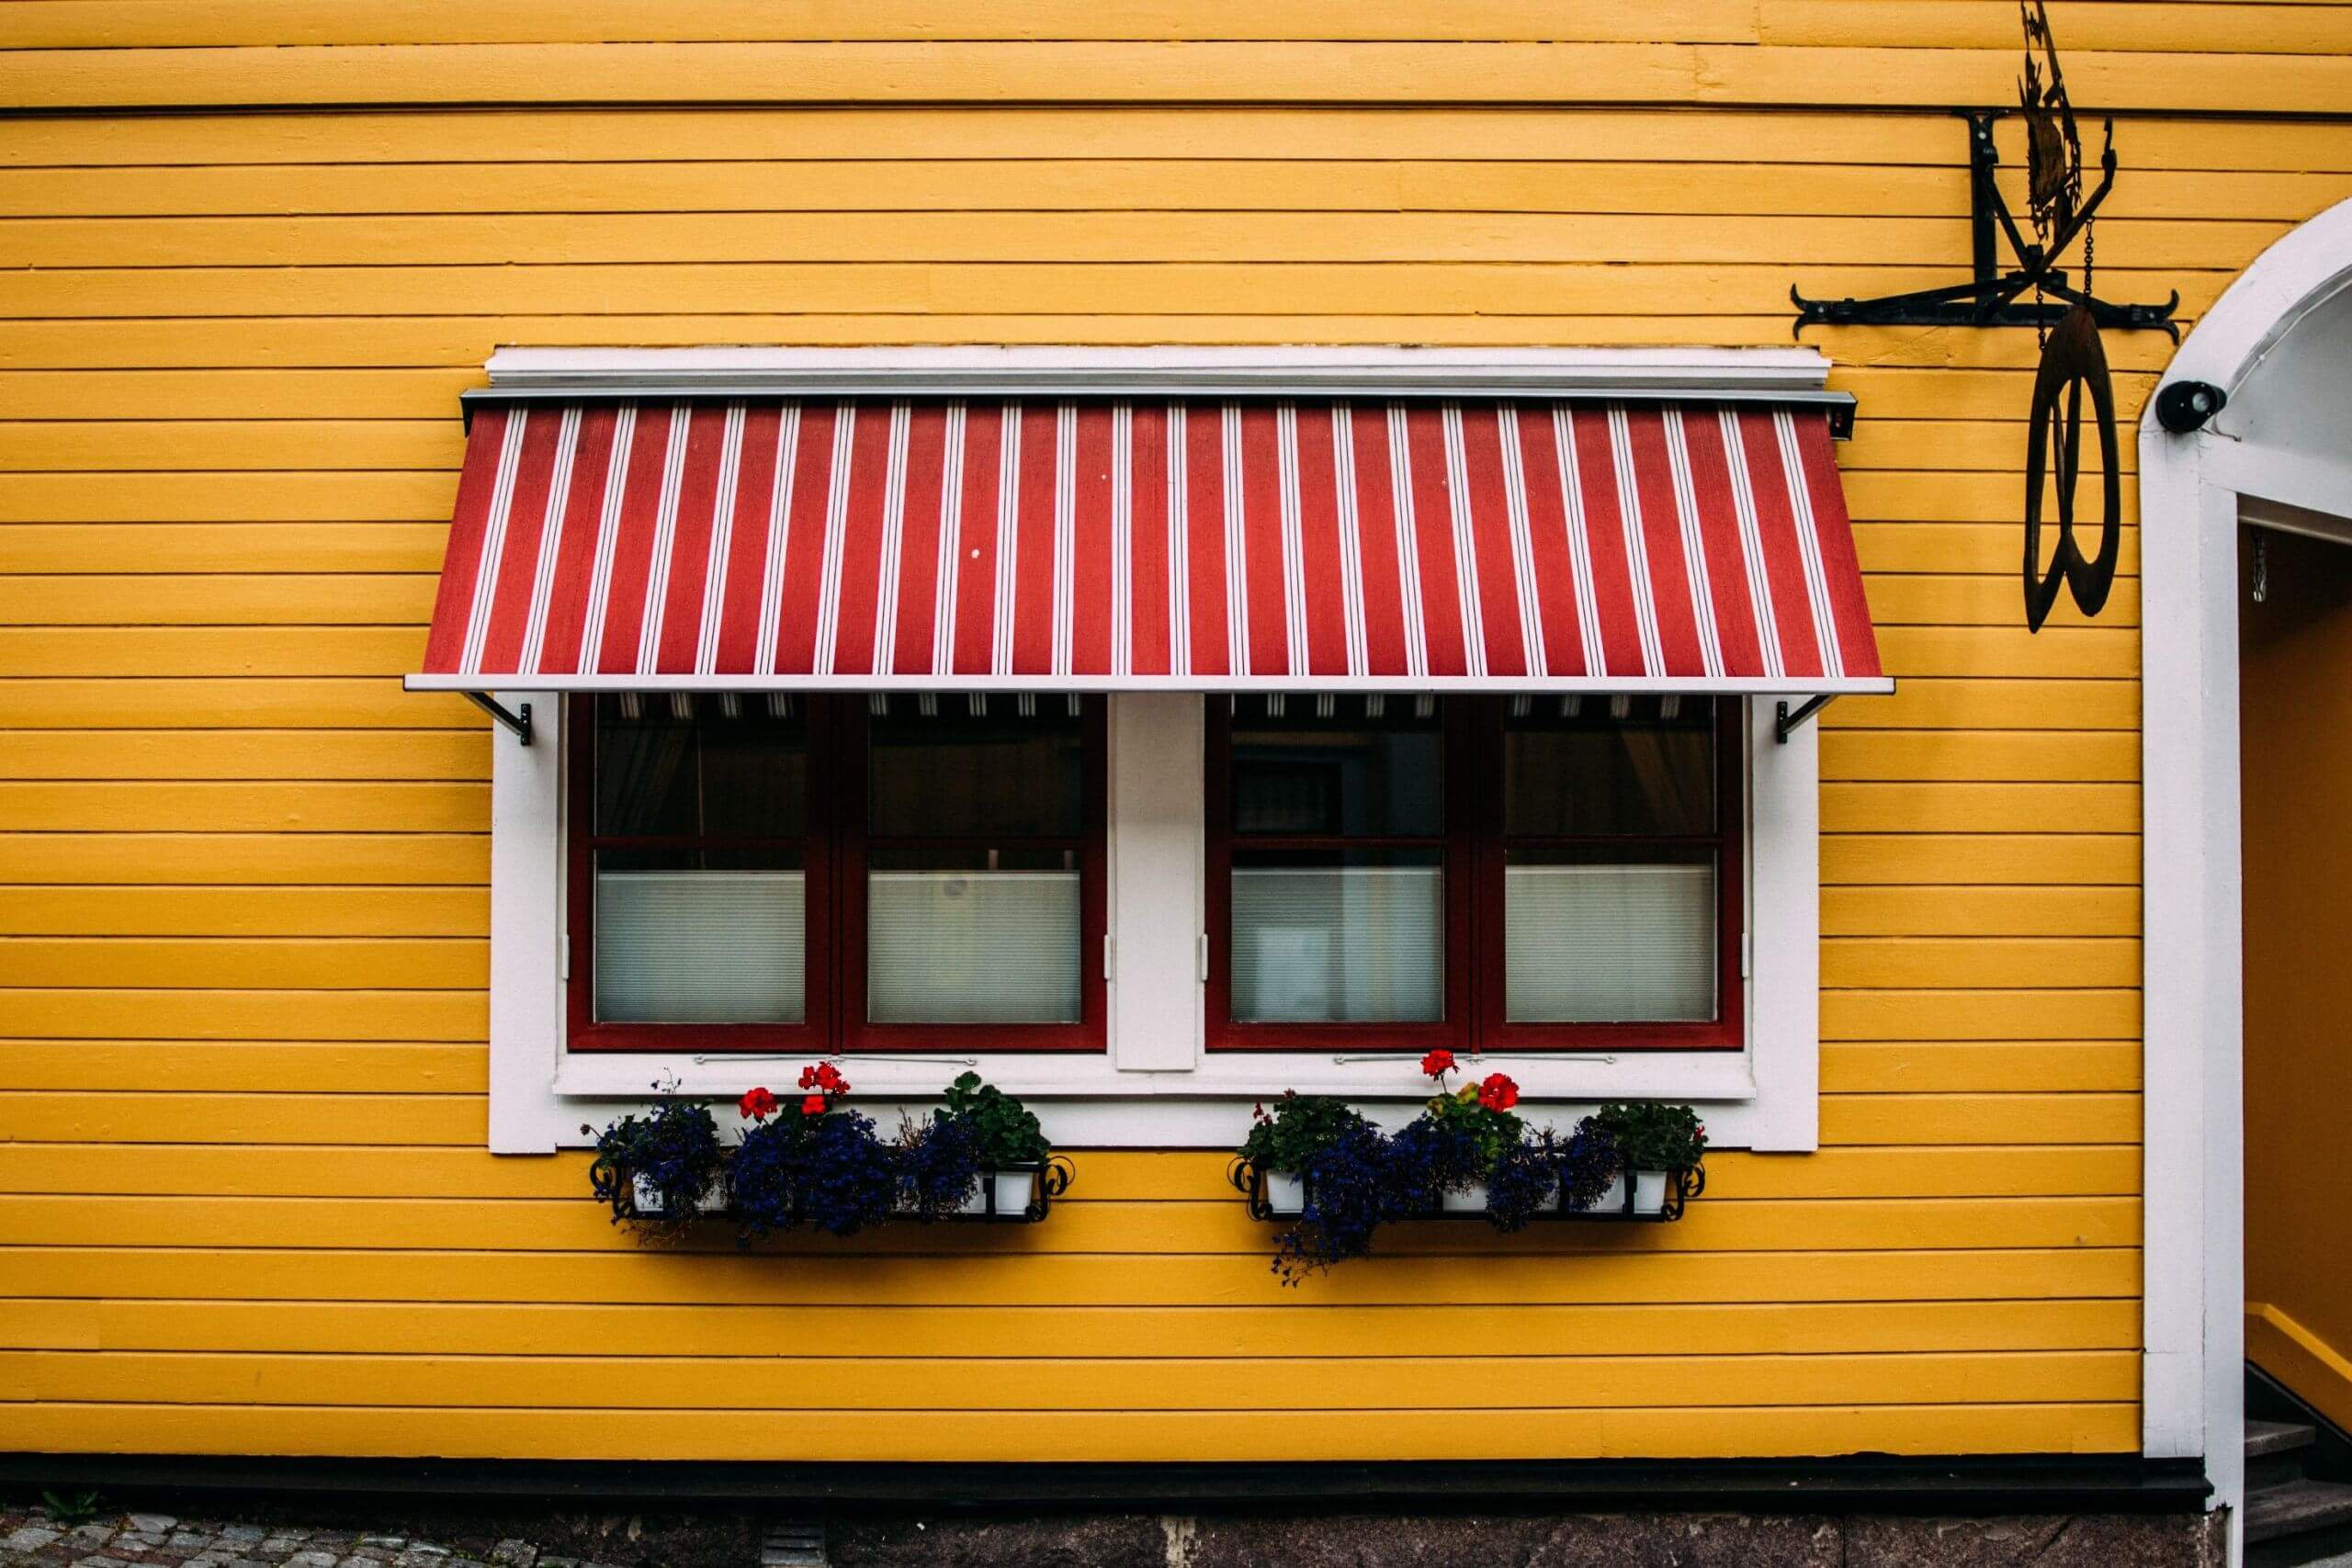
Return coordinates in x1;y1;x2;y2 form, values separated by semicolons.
1774;694;1836;744
464;692;533;746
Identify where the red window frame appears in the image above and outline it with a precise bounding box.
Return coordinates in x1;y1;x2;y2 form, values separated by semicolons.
1204;695;1743;1053
566;694;1107;1055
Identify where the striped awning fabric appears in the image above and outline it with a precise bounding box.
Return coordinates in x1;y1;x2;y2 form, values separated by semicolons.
412;399;1887;694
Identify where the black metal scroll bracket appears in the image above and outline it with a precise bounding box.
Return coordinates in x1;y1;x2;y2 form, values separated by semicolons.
1791;109;2179;342
1775;694;1836;743
464;692;533;746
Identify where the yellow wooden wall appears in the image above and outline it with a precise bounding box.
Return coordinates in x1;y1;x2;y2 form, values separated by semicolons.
3;0;2349;1464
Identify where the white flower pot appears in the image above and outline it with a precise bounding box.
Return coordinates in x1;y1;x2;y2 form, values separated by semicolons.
1442;1182;1489;1213
1633;1170;1673;1215
958;1182;990;1216
1264;1171;1307;1216
632;1172;723;1215
991;1169;1038;1216
1596;1173;1631;1214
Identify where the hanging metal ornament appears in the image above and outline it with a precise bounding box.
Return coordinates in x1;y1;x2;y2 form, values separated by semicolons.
2022;303;2121;631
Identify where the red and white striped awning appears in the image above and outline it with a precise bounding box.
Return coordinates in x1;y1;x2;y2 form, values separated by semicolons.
412;399;1886;694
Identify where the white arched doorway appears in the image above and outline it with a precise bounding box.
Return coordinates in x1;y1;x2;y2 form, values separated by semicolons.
2142;197;2352;1543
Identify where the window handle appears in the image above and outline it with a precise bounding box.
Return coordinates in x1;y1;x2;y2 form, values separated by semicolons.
1102;934;1115;983
1196;933;1209;984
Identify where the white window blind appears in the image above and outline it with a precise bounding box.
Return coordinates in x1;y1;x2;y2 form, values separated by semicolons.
1230;863;1443;1022
594;869;806;1023
1504;861;1717;1022
867;869;1081;1024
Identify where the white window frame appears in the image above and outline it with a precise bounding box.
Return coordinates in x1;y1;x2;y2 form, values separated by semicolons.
489;689;1817;1153
479;344;1830;1156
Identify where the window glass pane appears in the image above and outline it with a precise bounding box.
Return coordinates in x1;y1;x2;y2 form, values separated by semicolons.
1502;698;1714;837
595;694;805;839
867;697;1082;839
1504;848;1717;1022
594;853;805;1024
867;848;1080;1023
1231;849;1442;1022
1230;702;1442;837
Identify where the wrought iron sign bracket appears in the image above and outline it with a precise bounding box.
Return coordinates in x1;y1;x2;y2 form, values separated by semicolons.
1791;109;2178;342
1774;694;1837;744
464;691;533;746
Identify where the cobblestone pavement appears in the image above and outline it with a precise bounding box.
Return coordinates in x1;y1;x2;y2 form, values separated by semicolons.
0;1511;624;1568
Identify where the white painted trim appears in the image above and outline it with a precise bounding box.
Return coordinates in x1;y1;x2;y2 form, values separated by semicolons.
481;344;1839;400
1107;693;1204;1073
2142;196;2352;1544
489;693;1820;1152
412;671;1894;696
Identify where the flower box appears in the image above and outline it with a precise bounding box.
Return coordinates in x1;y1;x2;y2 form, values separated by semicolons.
1264;1171;1307;1216
631;1172;726;1217
990;1168;1039;1217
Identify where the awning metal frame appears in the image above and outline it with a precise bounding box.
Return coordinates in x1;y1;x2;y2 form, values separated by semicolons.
465;692;532;746
1774;694;1837;743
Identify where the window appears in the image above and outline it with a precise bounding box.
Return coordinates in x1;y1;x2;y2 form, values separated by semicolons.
1207;695;1741;1051
567;694;1104;1053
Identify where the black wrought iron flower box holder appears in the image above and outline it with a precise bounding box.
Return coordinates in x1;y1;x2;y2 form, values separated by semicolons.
1227;1157;1702;1225
628;1156;1075;1226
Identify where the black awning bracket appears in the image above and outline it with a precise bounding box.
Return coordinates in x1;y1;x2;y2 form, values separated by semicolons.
465;692;533;746
1775;694;1837;744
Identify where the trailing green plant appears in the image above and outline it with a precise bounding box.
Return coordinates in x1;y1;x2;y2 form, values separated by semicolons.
1238;1090;1375;1174
1592;1101;1707;1173
584;1080;724;1239
943;1069;1050;1167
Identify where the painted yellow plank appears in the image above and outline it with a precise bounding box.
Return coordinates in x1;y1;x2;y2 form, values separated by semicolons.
0;991;485;1043
0;264;2213;326
0;833;485;885
0;576;439;626
0;1193;2144;1255
0;782;486;833
0;1091;481;1144
1821;783;2139;834
0;682;472;730
1823;1093;2138;1146
1856;525;2140;578
0;2;1770;50
1826;887;2139;938
1822;732;2142;784
5;106;2346;173
1823;989;2139;1043
0;1244;2141;1306
1864;577;2140;627
0;733;487;783
3;39;2346;117
0;1347;2137;1411
0;366;2152;423
0;1401;2139;1462
0;1297;2141;1358
0;527;449;575
0;421;458;474
0;940;487;990
0;1045;485;1097
1830;681;2138;733
1820;939;2140;990
1821;835;2139;886
1819;1042;2141;1094
0;886;482;936
0;1141;2141;1200
0;210;2282;272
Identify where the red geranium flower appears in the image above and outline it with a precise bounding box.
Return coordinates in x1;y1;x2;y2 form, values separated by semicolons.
815;1062;847;1093
1419;1049;1456;1080
1477;1072;1520;1112
800;1093;829;1117
738;1087;778;1122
